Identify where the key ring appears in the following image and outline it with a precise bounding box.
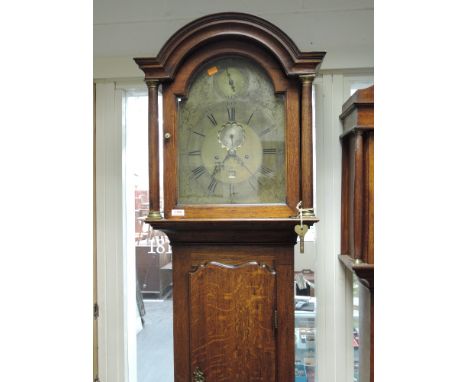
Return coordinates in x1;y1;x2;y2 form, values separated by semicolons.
296;201;304;227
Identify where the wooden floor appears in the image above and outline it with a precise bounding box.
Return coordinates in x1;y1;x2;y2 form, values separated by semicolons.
137;297;174;382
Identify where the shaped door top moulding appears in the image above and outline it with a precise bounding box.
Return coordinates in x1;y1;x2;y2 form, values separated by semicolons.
189;261;277;276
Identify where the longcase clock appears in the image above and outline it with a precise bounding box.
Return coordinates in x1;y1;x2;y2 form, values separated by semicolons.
134;13;325;381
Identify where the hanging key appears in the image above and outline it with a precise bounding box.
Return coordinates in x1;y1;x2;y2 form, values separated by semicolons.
294;200;311;253
295;224;309;253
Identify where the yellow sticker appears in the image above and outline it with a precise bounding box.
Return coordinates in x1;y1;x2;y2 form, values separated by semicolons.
207;66;218;76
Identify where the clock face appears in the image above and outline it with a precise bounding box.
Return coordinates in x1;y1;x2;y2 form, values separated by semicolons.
177;56;286;205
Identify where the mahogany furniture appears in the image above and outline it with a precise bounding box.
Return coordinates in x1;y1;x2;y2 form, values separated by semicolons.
339;85;374;382
134;13;325;381
136;244;172;297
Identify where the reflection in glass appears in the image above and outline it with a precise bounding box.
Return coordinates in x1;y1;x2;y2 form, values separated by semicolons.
295;270;316;382
353;275;360;382
127;94;174;382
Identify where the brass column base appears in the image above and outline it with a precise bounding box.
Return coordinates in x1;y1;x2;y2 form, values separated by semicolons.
301;208;315;218
146;210;163;221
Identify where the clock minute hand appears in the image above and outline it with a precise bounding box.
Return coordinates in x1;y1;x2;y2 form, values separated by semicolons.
222;151;232;164
233;154;255;177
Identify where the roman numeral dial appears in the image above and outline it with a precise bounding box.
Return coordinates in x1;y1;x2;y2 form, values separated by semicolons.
207;113;217;126
177;56;286;205
191;166;207;179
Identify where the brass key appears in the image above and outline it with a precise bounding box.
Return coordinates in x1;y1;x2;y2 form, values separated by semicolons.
295;224;309;253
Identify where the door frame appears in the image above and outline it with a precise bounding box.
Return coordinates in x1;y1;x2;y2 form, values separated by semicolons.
95;81;134;382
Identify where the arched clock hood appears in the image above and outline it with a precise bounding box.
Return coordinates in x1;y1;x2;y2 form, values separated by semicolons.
134;12;326;80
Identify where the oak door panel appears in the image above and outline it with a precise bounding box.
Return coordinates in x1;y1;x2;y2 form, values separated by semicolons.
189;261;277;381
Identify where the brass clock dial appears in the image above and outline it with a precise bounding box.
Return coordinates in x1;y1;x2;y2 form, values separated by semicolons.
178;56;286;205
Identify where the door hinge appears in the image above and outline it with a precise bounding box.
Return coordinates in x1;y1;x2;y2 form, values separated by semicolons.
274;310;278;329
94;377;100;382
94;303;99;320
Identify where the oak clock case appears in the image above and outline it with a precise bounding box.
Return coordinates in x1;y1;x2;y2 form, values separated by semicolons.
134;12;325;382
178;56;286;205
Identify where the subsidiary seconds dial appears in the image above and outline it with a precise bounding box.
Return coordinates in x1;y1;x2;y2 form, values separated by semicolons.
218;121;245;150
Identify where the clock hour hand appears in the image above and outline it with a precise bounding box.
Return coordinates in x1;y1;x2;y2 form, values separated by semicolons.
226;68;235;92
222;147;241;162
211;162;222;177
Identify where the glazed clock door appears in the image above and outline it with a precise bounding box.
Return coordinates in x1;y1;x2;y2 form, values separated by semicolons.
162;45;301;219
189;262;277;381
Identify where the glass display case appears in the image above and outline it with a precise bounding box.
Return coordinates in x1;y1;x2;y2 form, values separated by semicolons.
295;295;316;382
353;275;360;382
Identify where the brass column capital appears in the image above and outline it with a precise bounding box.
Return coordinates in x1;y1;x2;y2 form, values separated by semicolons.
145;79;160;89
299;74;316;84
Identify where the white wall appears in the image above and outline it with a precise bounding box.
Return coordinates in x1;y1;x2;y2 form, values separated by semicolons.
96;82;138;382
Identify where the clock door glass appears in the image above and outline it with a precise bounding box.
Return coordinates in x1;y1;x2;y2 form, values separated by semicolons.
177;56;286;205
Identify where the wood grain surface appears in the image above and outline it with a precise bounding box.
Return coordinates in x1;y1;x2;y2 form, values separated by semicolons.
171;243;295;382
189;262;277;381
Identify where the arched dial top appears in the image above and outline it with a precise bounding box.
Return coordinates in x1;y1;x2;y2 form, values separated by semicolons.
178;56;286;205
